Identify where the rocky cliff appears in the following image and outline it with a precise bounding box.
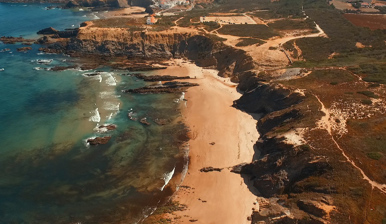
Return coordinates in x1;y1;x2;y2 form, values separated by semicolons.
41;27;256;79
37;27;383;223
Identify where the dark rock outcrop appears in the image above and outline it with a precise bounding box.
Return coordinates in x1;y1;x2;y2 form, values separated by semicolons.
123;82;198;94
233;83;304;114
87;136;111;145
0;36;34;44
17;46;32;52
37;27;58;35
128;0;153;7
99;124;116;130
133;73;191;82
35;36;50;44
64;0;80;7
0;48;11;52
200;167;223;172
56;29;79;38
50;65;78;71
140;118;150;126
297;199;328;218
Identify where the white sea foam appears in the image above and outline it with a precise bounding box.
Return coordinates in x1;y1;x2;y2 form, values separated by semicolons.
161;167;175;191
174;92;185;103
104;102;120;111
99;91;116;99
105;73;117;86
83;135;97;148
82;73;103;82
38;59;53;64
90;13;100;19
89;108;101;123
106;113;113;120
93;123;114;133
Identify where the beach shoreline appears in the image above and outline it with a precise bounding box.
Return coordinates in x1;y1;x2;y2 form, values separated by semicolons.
154;59;260;223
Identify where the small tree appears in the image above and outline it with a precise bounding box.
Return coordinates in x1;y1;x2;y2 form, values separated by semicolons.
352;2;361;9
145;6;154;15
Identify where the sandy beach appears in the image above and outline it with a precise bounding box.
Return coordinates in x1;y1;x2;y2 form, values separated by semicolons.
156;59;260;223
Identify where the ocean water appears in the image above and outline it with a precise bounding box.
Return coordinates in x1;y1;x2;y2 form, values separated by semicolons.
0;3;188;223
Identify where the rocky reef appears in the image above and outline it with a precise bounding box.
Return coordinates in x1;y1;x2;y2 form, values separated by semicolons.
123;81;198;94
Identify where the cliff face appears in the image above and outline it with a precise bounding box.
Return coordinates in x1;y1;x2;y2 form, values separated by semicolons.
39;29;379;223
44;28;256;79
68;28;195;58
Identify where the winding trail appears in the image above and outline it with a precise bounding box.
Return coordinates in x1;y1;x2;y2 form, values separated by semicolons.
314;94;386;194
210;19;327;69
174;17;184;26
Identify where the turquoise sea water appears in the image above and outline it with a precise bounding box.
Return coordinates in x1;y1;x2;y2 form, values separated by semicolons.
0;3;187;223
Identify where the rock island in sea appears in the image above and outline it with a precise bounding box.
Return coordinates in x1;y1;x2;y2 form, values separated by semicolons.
2;0;386;223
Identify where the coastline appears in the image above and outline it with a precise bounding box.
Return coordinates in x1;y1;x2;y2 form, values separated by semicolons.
156;59;260;223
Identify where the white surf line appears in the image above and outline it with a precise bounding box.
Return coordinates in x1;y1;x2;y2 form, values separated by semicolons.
314;94;386;194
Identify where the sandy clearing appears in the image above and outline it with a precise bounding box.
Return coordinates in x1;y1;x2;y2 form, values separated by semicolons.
201;15;257;25
103;7;147;18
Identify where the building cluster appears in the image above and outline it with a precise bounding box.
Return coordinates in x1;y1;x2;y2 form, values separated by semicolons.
155;0;191;9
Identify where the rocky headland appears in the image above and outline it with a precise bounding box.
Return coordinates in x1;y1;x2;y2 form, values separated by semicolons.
3;4;385;222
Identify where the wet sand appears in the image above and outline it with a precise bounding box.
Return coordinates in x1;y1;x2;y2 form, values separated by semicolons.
158;59;260;223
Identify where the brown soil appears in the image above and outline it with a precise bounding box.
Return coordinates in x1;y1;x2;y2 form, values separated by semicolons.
344;14;386;30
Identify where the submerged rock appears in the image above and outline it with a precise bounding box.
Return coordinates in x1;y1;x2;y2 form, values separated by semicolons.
0;36;34;44
17;47;32;52
98;124;117;131
50;65;78;71
140;118;150;126
154;118;168;125
0;48;11;52
87;136;111;145
128;111;137;121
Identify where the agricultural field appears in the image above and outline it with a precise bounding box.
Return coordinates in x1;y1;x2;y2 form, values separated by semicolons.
344;14;386;30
